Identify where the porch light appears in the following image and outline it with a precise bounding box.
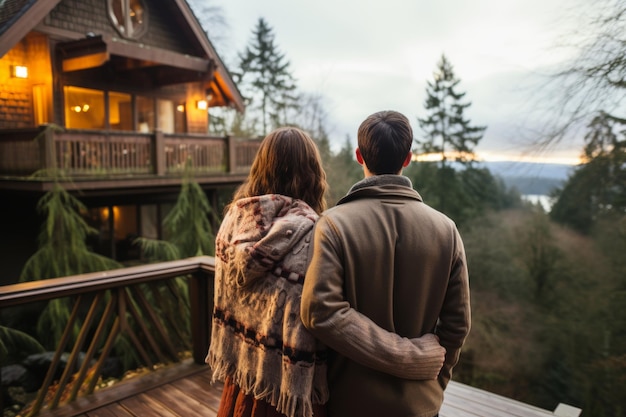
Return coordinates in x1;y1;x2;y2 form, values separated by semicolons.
11;65;28;79
196;100;208;110
176;104;185;112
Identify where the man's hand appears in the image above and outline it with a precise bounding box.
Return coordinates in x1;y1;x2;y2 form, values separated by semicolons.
410;333;446;380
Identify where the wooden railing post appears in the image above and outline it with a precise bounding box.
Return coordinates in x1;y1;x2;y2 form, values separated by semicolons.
190;269;213;364
0;257;217;415
38;125;56;173
227;135;236;173
0;359;3;415
154;130;165;175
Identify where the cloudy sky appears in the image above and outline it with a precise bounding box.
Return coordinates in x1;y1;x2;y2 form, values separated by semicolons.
211;0;587;164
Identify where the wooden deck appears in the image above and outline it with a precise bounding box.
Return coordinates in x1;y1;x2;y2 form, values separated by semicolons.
3;259;579;417
35;361;578;417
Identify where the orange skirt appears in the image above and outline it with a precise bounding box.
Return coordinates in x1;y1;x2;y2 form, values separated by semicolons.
217;377;327;417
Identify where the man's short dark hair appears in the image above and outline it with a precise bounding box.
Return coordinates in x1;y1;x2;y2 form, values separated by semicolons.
357;110;413;175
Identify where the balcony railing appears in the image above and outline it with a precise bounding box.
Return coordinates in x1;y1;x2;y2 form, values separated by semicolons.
0;258;584;417
0;126;261;179
0;257;215;417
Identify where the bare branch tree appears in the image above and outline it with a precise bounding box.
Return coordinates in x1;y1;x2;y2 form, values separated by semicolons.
186;0;231;58
532;0;626;150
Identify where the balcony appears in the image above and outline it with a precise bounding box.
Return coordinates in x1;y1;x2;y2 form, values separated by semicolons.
0;257;581;417
0;126;261;193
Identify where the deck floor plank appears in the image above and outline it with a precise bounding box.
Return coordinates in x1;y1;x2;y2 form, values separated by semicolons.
440;402;484;417
173;374;222;410
142;384;217;416
34;362;566;417
117;393;181;417
445;382;554;417
84;403;134;417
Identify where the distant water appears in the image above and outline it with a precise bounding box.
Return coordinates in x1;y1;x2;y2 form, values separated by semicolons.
479;161;574;181
522;194;555;212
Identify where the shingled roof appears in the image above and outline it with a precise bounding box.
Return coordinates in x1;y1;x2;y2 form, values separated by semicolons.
0;0;243;111
0;0;60;57
0;0;35;33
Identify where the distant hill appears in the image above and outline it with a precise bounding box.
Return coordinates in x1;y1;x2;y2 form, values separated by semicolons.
477;161;576;195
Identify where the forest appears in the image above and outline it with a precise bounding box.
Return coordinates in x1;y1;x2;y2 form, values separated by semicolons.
149;1;626;413
2;1;625;416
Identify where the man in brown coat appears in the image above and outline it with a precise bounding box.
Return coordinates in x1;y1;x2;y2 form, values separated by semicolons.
301;110;471;417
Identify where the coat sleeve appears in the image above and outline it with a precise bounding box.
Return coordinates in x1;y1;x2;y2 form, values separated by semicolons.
301;216;446;380
436;227;471;389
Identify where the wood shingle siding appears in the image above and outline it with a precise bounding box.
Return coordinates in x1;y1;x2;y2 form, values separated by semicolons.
45;0;199;56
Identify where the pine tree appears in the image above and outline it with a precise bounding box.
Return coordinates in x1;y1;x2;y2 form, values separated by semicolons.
132;163;218;360
136;162;217;260
417;54;485;166
415;54;487;215
19;183;122;347
550;112;626;233
236;18;299;135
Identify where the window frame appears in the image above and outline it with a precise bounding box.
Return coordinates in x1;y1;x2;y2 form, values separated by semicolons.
107;0;149;40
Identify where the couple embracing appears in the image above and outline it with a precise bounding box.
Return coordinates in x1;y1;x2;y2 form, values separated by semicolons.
206;110;471;417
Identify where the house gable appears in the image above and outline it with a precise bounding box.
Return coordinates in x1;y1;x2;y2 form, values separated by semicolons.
44;0;201;57
0;0;61;57
42;0;242;110
0;0;243;111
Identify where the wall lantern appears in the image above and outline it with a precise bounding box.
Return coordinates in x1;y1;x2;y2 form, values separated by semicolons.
196;100;208;110
11;65;28;79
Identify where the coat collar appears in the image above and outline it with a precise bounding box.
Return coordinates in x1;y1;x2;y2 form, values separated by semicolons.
337;175;423;206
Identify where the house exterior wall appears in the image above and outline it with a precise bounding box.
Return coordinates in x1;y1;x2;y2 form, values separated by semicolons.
184;82;211;134
0;1;244;275
0;32;53;129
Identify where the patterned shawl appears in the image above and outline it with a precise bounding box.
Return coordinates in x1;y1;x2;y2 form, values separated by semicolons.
206;194;329;417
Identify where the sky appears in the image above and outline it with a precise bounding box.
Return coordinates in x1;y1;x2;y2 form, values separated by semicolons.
210;0;588;164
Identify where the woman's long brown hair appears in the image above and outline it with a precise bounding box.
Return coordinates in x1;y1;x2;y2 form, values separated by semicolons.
231;127;328;214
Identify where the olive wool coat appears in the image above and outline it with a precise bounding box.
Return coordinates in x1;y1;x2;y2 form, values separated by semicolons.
302;175;471;417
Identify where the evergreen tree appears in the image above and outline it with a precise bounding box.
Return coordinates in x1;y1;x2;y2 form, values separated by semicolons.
415;54;486;216
137;162;217;260
19;184;122;347
236;18;299;136
551;112;626;233
132;163;218;363
324;135;362;205
162;175;217;258
417;54;485;166
406;160;519;227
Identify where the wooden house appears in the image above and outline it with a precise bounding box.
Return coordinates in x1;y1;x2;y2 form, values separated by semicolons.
0;0;259;281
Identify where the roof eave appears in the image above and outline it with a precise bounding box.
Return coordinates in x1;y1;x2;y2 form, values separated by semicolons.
173;0;245;113
0;0;61;58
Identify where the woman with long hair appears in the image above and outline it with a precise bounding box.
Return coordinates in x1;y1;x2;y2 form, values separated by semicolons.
207;127;329;417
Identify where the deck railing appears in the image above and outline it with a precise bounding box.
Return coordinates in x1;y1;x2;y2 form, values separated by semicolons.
0;126;260;178
0;256;215;416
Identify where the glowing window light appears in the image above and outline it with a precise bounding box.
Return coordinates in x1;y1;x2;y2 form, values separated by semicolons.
71;104;91;113
12;65;28;79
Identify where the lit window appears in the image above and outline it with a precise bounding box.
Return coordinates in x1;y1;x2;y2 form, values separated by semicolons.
108;0;148;39
109;92;132;131
64;86;105;129
136;96;155;132
157;99;175;134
